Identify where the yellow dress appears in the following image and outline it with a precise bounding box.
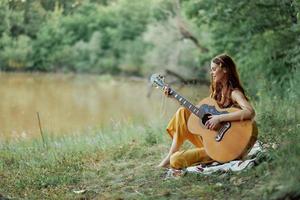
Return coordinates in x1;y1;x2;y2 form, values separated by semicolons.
166;107;214;169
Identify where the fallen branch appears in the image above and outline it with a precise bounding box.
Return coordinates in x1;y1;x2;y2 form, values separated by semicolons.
165;69;209;85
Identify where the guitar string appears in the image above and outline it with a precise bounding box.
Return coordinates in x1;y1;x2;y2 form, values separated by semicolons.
159;92;168;119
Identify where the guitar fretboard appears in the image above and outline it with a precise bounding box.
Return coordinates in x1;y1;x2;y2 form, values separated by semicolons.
169;89;201;117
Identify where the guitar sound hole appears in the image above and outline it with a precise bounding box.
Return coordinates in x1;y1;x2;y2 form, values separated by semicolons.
202;113;212;125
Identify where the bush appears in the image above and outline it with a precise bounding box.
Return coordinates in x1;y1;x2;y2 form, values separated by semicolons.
0;34;33;69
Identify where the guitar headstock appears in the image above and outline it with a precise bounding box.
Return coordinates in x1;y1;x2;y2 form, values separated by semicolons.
150;73;166;90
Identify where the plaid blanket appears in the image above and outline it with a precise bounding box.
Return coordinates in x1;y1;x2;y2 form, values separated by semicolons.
164;141;264;179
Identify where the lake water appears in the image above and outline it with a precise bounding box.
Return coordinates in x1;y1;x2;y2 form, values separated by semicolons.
0;72;209;141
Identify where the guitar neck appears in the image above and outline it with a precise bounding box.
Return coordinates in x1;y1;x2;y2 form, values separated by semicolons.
169;89;201;117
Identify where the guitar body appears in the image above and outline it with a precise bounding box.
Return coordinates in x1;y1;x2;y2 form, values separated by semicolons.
187;97;258;163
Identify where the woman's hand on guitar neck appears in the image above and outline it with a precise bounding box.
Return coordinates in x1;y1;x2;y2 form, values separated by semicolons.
163;85;172;97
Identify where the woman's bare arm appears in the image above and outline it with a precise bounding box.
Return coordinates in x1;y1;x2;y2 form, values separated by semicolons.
219;90;255;122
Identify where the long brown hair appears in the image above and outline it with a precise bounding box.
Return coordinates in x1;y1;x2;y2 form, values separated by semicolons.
210;54;247;107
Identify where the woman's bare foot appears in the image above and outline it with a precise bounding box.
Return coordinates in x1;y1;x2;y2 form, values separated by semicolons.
157;155;170;168
157;136;179;168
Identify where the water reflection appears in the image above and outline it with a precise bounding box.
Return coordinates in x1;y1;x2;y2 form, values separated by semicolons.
0;73;208;141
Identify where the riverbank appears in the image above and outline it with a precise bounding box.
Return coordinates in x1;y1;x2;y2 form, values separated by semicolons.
0;97;299;200
1;72;208;141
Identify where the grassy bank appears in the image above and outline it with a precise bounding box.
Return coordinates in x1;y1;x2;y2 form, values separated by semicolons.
0;96;299;200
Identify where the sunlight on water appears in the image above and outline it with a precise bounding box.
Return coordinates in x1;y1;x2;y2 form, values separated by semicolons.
0;72;209;141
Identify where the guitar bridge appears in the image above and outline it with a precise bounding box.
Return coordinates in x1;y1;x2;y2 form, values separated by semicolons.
215;122;231;142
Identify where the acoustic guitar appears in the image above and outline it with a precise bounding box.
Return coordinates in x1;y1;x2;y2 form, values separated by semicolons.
150;74;258;163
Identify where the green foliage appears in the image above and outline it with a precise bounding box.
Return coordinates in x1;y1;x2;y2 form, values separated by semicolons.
182;0;300;97
0;34;33;69
70;31;119;73
0;0;298;99
0;0;202;77
31;3;74;72
0;1;26;37
0;0;159;74
142;17;201;78
144;127;160;145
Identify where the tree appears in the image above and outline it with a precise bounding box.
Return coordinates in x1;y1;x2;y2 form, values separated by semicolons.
182;0;300;96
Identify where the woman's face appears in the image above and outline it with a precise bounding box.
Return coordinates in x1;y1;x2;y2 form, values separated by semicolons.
210;62;226;83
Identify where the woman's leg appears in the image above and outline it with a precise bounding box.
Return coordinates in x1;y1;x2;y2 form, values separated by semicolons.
158;107;204;168
157;134;180;168
170;148;214;169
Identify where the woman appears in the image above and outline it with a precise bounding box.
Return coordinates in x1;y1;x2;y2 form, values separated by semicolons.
158;54;256;169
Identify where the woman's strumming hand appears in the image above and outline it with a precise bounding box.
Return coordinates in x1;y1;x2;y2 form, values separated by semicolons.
205;115;222;130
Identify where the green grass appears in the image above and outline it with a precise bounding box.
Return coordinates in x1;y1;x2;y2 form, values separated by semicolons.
0;96;299;200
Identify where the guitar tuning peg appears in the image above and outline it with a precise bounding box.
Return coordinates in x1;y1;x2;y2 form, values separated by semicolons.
158;75;165;80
